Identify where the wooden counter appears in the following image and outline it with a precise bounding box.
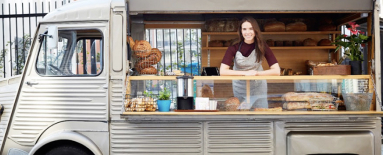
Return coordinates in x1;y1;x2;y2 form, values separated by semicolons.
128;75;370;80
122;111;383;115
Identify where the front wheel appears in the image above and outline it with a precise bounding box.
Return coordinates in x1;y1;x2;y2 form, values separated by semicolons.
45;144;93;155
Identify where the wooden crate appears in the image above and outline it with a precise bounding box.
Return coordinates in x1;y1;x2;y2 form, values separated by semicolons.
313;65;351;75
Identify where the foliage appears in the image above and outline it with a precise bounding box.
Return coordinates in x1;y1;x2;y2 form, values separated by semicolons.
332;22;371;61
158;87;171;100
12;35;31;75
143;90;153;97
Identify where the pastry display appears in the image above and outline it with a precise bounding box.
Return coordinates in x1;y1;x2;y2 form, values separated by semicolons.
125;96;157;112
133;47;162;75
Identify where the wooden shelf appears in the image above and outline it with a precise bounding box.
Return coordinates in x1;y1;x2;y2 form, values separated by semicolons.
202;31;341;35
128;75;370;81
202;46;337;50
122;111;383;116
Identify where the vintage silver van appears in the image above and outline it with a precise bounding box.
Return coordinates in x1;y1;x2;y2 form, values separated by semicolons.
0;0;382;154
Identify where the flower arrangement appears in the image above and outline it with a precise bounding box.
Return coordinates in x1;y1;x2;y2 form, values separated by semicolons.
333;22;370;61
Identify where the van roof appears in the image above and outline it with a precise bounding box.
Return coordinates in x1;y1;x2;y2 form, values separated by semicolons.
42;0;124;23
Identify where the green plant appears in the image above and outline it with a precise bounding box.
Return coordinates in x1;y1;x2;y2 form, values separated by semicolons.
333;22;371;61
143;90;153;97
158;87;171;100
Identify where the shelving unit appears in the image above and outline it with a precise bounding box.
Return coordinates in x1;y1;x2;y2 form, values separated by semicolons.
201;31;341;74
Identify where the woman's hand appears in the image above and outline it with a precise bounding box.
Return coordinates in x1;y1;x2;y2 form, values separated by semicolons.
244;70;258;76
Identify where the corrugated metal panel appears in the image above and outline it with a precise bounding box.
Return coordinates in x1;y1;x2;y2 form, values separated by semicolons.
0;76;20;149
129;0;373;13
7;77;108;146
285;120;377;130
110;121;203;155
206;122;273;155
110;79;124;119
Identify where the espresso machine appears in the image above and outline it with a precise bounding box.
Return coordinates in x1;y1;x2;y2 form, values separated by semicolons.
176;75;194;110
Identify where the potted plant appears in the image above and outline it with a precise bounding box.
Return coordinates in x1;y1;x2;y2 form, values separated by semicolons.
333;22;371;75
157;87;171;112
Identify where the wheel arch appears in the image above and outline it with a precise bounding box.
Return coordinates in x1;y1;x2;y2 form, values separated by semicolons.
29;131;102;155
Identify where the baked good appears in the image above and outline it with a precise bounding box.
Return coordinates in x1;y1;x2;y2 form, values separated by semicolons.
293;40;303;46
254;107;282;111
285;102;311;110
201;84;214;98
266;39;274;47
127;36;135;49
303;38;317;46
139;66;157;75
264;21;285;32
282;92;334;102
318;39;332;46
224;19;239;32
133;40;152;58
284;41;293;46
224;97;240;111
319;24;336;31
135;48;162;71
209;40;224;47
275;41;284;46
286;22;307;32
150;48;162;64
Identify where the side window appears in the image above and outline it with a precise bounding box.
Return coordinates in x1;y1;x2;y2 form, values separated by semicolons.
36;29;103;76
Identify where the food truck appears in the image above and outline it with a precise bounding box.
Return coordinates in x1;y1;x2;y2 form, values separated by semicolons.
0;0;382;154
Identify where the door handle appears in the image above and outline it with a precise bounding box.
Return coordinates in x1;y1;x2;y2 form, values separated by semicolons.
26;81;39;86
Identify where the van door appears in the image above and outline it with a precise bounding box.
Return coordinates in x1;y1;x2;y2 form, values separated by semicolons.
2;23;109;151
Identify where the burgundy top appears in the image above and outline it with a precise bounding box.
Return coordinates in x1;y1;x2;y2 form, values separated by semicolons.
221;42;278;67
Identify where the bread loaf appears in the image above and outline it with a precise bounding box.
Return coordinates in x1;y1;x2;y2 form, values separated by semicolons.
284;41;293;46
201;84;214;98
303;38;317;46
209;40;224;47
293;40;303;46
286;22;307;32
133;40;152;58
282;92;334;102
224;97;240;111
318;39;332;46
224;19;239;32
319;24;336;31
139;66;157;75
275;41;283;46
264;21;285;32
266;39;274;47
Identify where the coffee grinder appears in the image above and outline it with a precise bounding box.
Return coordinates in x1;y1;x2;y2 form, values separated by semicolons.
176;75;194;110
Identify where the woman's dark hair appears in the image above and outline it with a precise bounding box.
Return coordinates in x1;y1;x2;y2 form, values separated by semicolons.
237;16;264;63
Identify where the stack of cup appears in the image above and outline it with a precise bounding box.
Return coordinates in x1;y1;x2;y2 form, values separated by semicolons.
209;100;217;110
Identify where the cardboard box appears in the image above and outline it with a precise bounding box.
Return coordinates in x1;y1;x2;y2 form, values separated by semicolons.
313;65;351;75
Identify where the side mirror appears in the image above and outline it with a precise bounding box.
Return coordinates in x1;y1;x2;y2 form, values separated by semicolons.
47;26;58;50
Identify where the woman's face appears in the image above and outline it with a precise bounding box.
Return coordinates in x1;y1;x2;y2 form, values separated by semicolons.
241;21;255;43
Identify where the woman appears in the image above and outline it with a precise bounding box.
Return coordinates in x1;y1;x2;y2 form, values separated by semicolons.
220;17;280;109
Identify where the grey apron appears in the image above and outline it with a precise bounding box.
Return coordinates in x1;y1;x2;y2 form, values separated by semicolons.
233;42;268;109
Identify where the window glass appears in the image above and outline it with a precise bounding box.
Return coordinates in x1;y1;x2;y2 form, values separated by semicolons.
36;29;103;76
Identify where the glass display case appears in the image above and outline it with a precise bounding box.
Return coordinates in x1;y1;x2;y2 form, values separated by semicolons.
123;75;375;113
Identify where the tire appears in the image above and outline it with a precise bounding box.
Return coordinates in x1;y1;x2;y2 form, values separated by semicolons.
45;144;93;155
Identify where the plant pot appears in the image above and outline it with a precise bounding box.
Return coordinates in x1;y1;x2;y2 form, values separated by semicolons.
157;100;171;112
349;61;362;75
